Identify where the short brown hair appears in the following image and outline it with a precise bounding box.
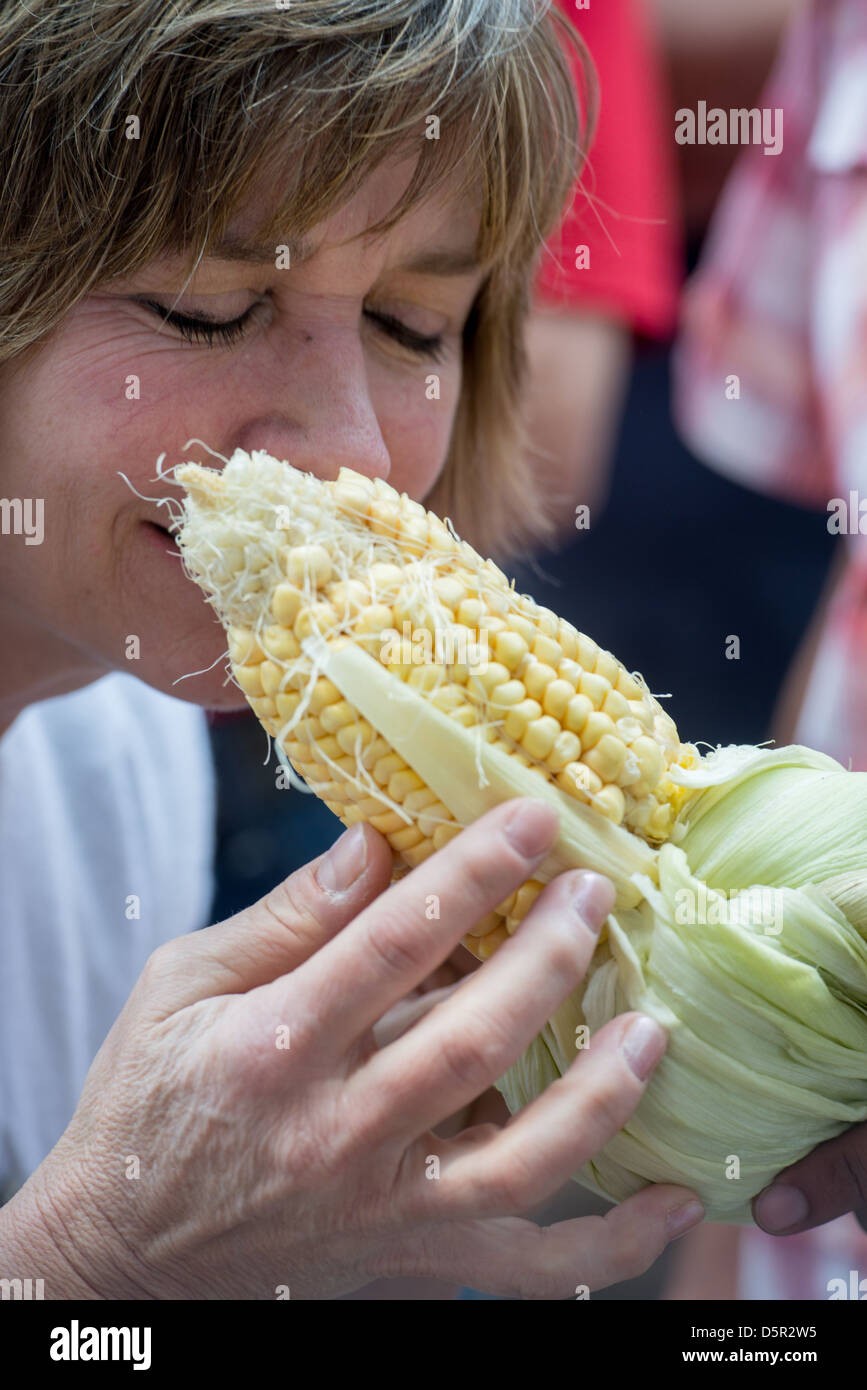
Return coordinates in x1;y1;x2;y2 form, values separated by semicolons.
0;0;594;556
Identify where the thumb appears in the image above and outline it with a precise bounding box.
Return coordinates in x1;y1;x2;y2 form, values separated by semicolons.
753;1119;867;1235
146;822;394;1010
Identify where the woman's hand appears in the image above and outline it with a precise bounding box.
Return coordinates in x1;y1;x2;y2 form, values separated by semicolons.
17;798;703;1300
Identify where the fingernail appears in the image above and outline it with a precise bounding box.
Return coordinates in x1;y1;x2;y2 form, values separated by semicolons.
621;1015;667;1080
503;801;558;859
666;1200;704;1241
316;824;367;893
753;1183;809;1233
571;871;615;933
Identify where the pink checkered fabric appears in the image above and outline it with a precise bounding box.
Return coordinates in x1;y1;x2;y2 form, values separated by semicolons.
674;0;867;1300
673;0;867;772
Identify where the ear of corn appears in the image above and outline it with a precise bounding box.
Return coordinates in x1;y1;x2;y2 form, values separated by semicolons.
174;449;867;1222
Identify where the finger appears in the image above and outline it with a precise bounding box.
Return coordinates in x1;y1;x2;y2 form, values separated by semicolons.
285;798;560;1053
752;1119;867;1235
416;1010;669;1218
397;1185;704;1299
139;822;392;1014
353;866;614;1141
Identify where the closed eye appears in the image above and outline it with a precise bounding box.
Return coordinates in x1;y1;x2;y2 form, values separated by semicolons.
136;299;446;361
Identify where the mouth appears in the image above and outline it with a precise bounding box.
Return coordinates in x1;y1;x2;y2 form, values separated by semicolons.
141;519;180;551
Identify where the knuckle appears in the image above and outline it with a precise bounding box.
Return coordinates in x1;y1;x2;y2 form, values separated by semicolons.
438;1012;511;1095
137;940;179;992
365;911;429;979
608;1229;654;1284
575;1076;629;1142
482;1152;545;1214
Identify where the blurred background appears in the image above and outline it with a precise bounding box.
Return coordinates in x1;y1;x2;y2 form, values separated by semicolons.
206;0;836;1299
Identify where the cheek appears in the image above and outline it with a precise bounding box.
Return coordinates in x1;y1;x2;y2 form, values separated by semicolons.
374;356;462;502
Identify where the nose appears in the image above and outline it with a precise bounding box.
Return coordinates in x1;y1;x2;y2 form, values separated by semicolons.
231;341;392;484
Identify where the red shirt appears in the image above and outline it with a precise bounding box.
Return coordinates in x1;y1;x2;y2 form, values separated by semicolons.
534;0;681;340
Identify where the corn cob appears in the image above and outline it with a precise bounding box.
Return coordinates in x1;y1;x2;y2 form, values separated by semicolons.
174;449;702;957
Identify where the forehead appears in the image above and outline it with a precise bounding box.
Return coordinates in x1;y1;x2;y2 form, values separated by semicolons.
205;153;485;274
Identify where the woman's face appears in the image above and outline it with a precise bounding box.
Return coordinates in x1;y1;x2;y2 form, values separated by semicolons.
0;152;486;710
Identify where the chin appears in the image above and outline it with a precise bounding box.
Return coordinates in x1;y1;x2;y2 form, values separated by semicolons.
126;636;250;712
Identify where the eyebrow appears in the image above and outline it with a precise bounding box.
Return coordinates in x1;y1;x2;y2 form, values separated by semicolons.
210;234;483;276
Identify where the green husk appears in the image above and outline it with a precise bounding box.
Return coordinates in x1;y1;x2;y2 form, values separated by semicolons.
496;746;867;1223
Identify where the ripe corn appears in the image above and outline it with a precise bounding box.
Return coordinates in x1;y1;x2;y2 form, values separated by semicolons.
175;449;701;957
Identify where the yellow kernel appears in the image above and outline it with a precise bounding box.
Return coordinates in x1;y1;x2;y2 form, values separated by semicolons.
404;787;440;813
593;784;626;825
389;824;424;853
495;890;519;917
433;576;466;610
432;821;462;850
524;660;557;701
401;515;429;556
504;698;543;740
388;769;424;802
468;660;511;696
369;499;400;536
632;735;664;788
583;732;627;781
430;683;466;713
457;597;485;627
564;693;593;734
532;633;562;668
259;660;284;697
249;695;277;720
417;801;452;836
574;633;598;669
368;562;403;592
262;624;301;662
627;699;655;729
511;880;544;921
408;663;447;692
373;752;407;786
557;658;582;685
578;670;610;706
602;688;630;720
489;679;526;708
558;622;579;660
320;700;357;733
595;650;622;686
327;579;370;617
616;669;644;700
522;714;560;760
536;608;560;638
228;627;265;665
506;613;537;645
495;630;530;671
271;583;304;627
646;802;674;839
476;924;510;959
548;729;583;771
307;677;341;716
466;910;503;939
287;543;332;588
275;691;302;721
294;602;337;642
581;710;616;749
235;664;264;697
542;679;574;720
335;721;377;755
356;603;394;636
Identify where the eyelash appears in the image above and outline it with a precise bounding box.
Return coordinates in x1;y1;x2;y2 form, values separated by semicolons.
140;300;446;362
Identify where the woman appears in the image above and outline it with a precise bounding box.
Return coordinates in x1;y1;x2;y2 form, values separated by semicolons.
0;0;703;1299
